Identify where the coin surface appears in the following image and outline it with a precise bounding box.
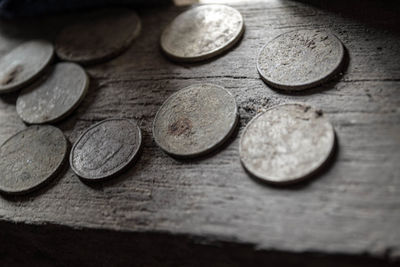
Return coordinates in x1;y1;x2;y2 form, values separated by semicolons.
240;103;335;184
70;118;142;181
0;125;67;195
16;62;89;124
161;5;244;62
153;83;238;158
0;40;54;93
55;8;141;64
257;29;344;90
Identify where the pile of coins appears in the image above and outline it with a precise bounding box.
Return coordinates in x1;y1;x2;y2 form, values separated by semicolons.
0;4;345;195
0;8;142;194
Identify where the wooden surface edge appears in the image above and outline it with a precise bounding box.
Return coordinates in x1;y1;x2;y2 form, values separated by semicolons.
0;220;398;267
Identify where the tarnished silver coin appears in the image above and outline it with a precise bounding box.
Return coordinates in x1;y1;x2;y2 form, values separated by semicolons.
240;103;335;184
161;5;244;62
16;62;89;124
153;83;238;158
0;40;54;93
55;8;141;64
257;29;345;90
0;125;67;195
70;118;142;181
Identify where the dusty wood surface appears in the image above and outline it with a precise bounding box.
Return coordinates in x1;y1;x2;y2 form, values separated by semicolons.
0;0;399;265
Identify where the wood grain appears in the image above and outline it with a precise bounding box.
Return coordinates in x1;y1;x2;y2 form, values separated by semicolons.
0;0;399;265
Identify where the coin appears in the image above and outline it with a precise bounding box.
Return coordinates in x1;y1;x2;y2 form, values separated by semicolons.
153;83;238;158
16;62;89;124
0;125;67;195
0;40;54;93
55;8;141;65
257;29;344;90
70;118;142;181
239;103;335;184
160;5;244;62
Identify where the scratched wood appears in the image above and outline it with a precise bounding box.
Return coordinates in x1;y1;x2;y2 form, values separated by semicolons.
0;0;399;266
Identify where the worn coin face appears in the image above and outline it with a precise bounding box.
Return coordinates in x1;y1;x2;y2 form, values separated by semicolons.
240;103;335;184
0;40;54;93
0;125;67;195
70;118;142;181
257;29;344;90
55;8;141;64
161;5;244;62
153;83;238;158
16;62;89;124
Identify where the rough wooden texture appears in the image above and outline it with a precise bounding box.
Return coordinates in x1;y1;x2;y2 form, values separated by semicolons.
0;0;399;265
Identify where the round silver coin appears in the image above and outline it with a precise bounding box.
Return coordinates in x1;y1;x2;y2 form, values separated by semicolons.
257;29;345;90
70;118;142;181
55;8;141;64
239;103;335;184
0;40;54;93
16;62;89;124
153;83;238;158
0;125;67;195
160;5;244;62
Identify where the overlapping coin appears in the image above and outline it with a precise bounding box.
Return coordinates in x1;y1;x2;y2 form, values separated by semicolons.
153;83;238;158
257;29;344;90
16;62;89;124
161;5;244;62
0;40;54;93
240;103;335;184
55;8;141;64
0;125;67;195
70;118;142;181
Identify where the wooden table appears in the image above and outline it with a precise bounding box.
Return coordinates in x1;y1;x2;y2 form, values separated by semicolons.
0;0;399;266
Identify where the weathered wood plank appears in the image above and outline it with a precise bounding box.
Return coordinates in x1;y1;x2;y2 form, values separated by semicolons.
0;0;399;264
